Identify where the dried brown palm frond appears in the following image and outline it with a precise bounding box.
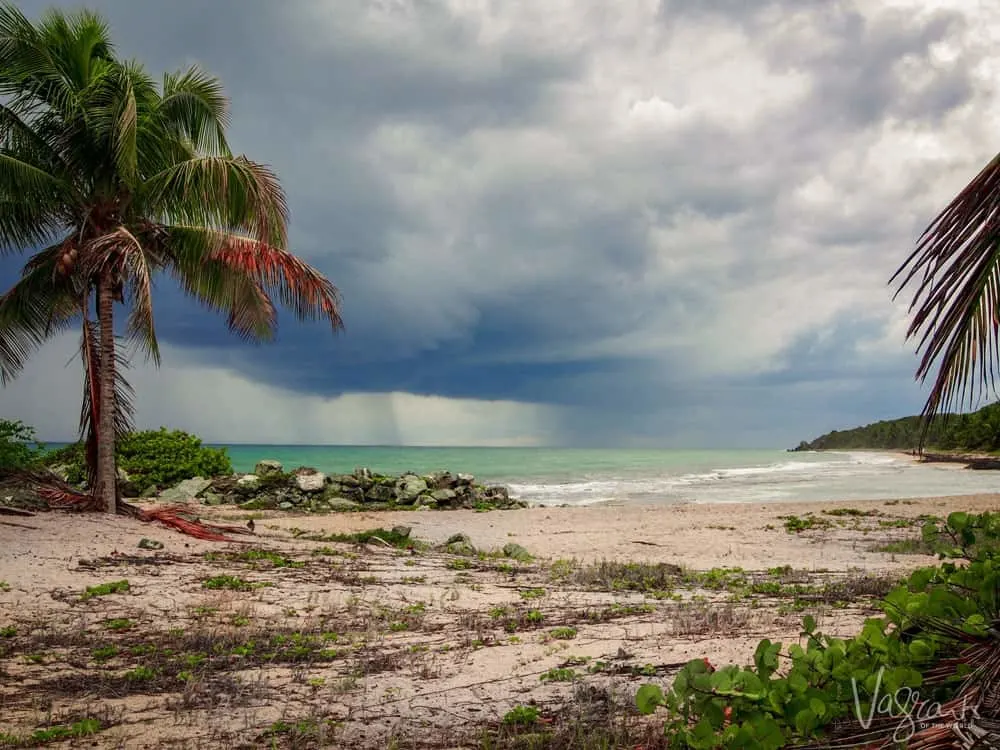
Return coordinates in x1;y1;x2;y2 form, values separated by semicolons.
891;154;1000;446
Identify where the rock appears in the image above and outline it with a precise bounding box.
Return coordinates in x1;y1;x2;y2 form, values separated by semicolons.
159;477;213;502
396;475;428;503
255;460;284;477
201;492;224;506
117;468;140;497
417;497;438;509
456;473;475;485
431;488;457;504
137;538;163;550
483;485;511;502
365;484;396;504
391;525;412;539
236;474;260;490
295;471;326;493
278;501;294;510
502;543;532;562
446;540;476;556
325;498;361;512
444;532;476;556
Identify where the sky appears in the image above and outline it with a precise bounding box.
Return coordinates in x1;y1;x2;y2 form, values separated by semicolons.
3;0;1000;448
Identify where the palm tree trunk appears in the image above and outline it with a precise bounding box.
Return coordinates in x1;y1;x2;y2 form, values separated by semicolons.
95;268;117;514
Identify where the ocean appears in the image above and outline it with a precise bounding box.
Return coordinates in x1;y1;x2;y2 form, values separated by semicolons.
218;446;1000;507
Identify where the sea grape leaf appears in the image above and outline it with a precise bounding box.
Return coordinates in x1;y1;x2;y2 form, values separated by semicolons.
635;684;664;715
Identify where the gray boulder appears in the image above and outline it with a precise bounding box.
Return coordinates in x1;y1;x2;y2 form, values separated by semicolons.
254;459;284;477
295;471;326;493
159;477;213;502
396;474;428;503
431;488;457;504
502;543;532;561
201;491;224;506
444;532;476;556
236;474;260;490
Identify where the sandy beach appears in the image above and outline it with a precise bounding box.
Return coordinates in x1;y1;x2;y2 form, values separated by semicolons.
1;493;997;748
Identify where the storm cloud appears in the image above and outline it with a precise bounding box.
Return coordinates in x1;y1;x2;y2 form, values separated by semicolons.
3;0;999;446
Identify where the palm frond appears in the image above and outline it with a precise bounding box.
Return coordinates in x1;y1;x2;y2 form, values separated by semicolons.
148;223;276;341
0;153;73;252
0;243;80;382
0;100;68;176
87;226;160;364
166;225;342;333
157;66;230;156
891;154;1000;436
0;3;113;120
140;156;288;248
78;316;134;442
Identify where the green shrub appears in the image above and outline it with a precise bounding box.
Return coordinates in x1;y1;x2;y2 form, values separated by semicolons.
636;511;1000;748
43;427;231;490
0;419;45;474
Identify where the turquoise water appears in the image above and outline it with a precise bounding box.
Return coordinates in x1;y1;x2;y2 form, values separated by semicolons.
215;445;1000;506
220;445;779;483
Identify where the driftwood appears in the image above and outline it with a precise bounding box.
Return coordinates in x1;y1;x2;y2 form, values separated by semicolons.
0;506;35;517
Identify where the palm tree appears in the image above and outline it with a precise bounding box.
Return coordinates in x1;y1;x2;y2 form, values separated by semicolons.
892;154;1000;444
0;5;343;513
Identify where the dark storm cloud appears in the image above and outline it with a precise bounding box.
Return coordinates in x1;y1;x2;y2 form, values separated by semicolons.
2;0;996;445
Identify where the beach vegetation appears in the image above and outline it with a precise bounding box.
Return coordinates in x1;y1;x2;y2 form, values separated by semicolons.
797;400;1000;453
539;667;577;682
637;511;1000;748
0;419;45;474
44;428;231;491
0;4;342;514
781;515;832;533
548;627;577;640
502;705;540;725
102;618;134;631
310;527;418;549
201;574;262;591
80;579;129;600
0;718;101;747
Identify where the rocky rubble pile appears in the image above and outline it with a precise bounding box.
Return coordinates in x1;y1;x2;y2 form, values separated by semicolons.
147;461;526;512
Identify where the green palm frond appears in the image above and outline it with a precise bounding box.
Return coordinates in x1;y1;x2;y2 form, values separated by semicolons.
891;154;1000;435
0;153;74;251
0;101;68;177
0;246;80;382
158;66;230;156
141;156;288;248
0;3;113;120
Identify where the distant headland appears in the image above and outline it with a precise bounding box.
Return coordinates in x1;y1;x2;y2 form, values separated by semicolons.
791;401;1000;462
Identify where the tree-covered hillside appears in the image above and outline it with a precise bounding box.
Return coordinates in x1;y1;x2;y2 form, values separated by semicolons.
794;401;1000;452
